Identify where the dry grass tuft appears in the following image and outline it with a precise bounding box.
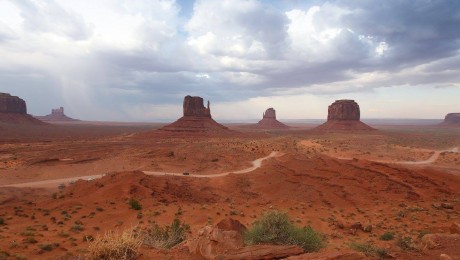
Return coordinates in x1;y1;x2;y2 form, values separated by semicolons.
87;229;142;260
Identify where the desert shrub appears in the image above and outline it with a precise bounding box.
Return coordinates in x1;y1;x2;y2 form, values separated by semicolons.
350;242;389;258
244;210;323;252
396;236;415;251
0;250;10;260
379;232;395;241
128;198;142;211
142;219;190;249
87;229;141;260
38;243;59;251
0;218;4;225
417;230;430;238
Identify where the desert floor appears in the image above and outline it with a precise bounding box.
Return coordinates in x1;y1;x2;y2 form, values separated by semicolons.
0;122;459;259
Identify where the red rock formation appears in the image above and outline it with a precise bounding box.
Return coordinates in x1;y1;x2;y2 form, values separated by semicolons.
156;95;234;135
443;113;460;125
327;100;360;121
0;93;27;114
188;218;304;259
0;93;44;125
36;107;78;121
253;108;289;129
315;100;374;131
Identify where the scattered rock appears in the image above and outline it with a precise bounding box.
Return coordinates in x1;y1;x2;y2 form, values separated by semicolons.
441;203;454;209
362;224;373;233
287;250;367;260
421;234;460;250
350;222;362;230
188;218;304;259
440;254;452;260
450;223;460;234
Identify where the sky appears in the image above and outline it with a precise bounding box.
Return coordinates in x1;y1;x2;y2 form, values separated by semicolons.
0;0;459;121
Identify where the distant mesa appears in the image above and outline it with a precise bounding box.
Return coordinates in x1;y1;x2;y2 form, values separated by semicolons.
0;93;44;125
36;107;78;122
314;99;375;131
253;108;289;129
157;95;234;135
442;113;460;126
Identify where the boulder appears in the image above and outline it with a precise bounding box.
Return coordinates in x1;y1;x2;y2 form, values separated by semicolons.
188;218;304;259
0;93;27;114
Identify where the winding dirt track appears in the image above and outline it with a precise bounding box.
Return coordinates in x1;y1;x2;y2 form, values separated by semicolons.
336;147;459;165
1;151;282;188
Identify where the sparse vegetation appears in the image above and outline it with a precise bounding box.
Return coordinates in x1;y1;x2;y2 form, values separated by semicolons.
244;210;324;252
38;243;59;251
396;236;415;251
128;198;142;211
0;218;4;225
88;229;141;260
141;218;190;249
380;232;395;241
350;242;389;258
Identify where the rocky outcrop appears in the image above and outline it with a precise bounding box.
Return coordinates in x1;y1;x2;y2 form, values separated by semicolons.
251;108;289;129
286;250;366;259
0;93;44;125
0;93;27;114
443;113;460;125
314;100;374;131
157;95;234;135
36;107;78;121
188;218;304;259
327;100;360;121
184;96;211;117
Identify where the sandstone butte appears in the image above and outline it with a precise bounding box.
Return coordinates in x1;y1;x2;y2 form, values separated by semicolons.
254;108;289;129
442;113;460;126
36;107;78;122
0;93;44;125
157;95;233;135
314;99;375;131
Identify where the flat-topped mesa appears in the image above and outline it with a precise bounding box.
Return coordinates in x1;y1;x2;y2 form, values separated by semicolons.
444;113;460;125
314;99;374;131
183;95;211;118
0;93;27;114
263;108;277;119
327;99;360;121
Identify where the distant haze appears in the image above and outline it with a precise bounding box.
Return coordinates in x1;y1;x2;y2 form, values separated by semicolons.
0;0;459;121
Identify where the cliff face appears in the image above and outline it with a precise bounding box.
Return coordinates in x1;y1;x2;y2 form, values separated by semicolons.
444;113;460;125
327;100;360;121
183;96;211;117
0;93;27;114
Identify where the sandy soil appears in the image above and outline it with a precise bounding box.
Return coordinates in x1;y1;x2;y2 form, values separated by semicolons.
0;123;459;259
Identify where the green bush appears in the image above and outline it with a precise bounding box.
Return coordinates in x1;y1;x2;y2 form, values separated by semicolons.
350;242;389;258
379;232;395;241
142;219;190;249
128;198;142;211
244;210;323;252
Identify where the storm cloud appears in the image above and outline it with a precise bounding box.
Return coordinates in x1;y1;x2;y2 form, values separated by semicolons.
0;0;459;120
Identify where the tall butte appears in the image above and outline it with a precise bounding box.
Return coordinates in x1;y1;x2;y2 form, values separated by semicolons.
0;93;44;124
36;107;78;122
254;108;289;129
314;99;374;131
158;95;232;135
